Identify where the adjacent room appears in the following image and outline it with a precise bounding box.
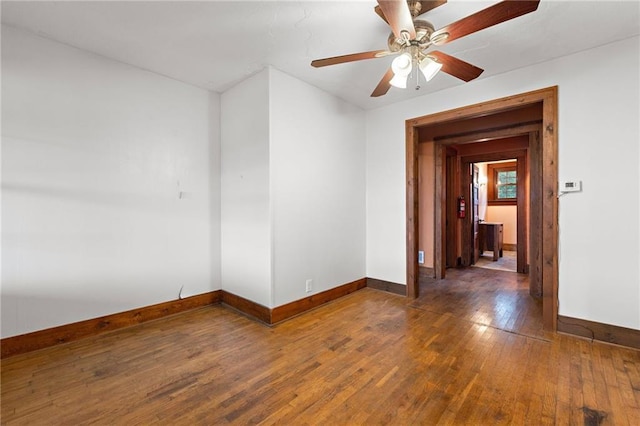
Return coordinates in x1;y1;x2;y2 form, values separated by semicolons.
2;1;639;424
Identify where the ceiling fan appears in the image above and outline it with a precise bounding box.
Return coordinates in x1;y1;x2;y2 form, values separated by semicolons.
311;0;540;97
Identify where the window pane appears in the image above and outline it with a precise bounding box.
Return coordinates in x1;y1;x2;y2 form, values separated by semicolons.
498;184;517;199
489;163;517;203
498;170;517;184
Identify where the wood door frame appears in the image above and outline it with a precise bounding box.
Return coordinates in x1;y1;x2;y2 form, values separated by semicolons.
459;149;527;273
405;87;558;331
445;148;460;268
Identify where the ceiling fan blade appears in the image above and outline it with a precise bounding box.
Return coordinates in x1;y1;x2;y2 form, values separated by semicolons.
377;0;416;40
311;50;391;68
432;0;540;45
376;1;446;23
417;1;447;16
371;67;395;97
374;5;389;24
428;51;484;82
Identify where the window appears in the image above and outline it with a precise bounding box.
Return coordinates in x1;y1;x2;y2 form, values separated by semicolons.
487;161;517;205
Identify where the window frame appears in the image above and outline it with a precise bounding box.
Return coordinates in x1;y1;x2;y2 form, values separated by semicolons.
487;161;517;206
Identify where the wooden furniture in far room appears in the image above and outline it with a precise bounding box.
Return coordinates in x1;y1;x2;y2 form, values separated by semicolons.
478;222;503;261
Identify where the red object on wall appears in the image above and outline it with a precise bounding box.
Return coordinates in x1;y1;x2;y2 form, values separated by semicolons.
458;196;466;218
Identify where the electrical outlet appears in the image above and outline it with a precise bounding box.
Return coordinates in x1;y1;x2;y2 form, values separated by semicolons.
418;251;425;264
305;279;313;293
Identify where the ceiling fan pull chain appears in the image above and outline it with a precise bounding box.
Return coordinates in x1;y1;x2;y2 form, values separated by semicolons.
410;45;420;91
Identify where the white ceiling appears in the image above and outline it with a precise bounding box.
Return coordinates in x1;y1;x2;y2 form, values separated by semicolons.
2;1;639;110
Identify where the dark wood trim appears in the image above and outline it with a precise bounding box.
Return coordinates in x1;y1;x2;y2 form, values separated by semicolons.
455;149;527;165
434;144;446;279
460;159;472;266
435;123;541;146
542;88;559;332
558;315;640;350
445;149;459;269
366;278;406;295
516;154;528;274
406;86;558;331
487;199;517;206
419;266;435;279
529;130;542;297
1;278;373;358
271;278;367;324
432;121;543;143
503;243;517;251
221;291;272;324
1;291;222;358
406;121;419;298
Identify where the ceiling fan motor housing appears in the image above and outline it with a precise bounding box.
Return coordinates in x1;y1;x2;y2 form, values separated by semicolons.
388;19;435;52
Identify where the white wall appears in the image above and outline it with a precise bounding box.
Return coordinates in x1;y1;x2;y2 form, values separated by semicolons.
366;36;640;330
221;67;366;308
3;25;637;338
269;68;366;306
220;69;272;307
1;27;220;338
209;92;222;296
485;206;517;245
366;106;408;284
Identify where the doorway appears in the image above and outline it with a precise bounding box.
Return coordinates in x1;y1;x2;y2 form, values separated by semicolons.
405;87;558;331
472;159;518;273
444;137;529;275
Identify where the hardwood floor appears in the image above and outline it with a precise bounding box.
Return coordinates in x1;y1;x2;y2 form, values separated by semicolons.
473;250;517;273
2;269;639;425
415;267;546;341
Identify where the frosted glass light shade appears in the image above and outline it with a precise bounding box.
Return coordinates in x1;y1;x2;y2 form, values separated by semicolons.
419;56;443;81
390;52;412;89
389;73;408;88
392;53;412;75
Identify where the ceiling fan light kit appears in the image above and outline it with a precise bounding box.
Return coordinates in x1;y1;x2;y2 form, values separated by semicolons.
419;56;442;82
390;52;412;88
311;0;540;98
389;50;443;89
389;73;408;89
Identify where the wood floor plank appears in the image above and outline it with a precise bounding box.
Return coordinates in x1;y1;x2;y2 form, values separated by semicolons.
2;269;639;424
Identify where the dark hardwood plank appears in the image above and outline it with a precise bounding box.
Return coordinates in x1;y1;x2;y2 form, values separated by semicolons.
271;278;367;323
2;269;638;425
0;291;222;358
558;315;640;350
221;291;271;324
366;278;406;295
